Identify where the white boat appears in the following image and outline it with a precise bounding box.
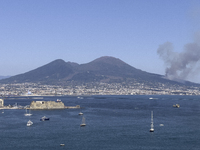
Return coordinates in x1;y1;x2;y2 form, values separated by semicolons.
150;111;154;132
56;99;61;102
24;109;32;116
27;120;33;126
79;112;83;115
80;116;86;127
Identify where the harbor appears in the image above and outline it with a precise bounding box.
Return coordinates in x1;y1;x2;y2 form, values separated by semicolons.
1;95;200;150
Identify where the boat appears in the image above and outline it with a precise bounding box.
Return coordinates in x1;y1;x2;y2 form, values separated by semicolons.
150;111;154;132
77;97;83;99
79;112;83;115
60;144;65;146
24;109;32;116
40;116;50;121
173;104;180;108
80;116;86;127
2;109;4;113
56;99;61;102
27;120;33;126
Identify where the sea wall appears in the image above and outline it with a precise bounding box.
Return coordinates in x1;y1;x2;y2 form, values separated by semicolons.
30;101;65;109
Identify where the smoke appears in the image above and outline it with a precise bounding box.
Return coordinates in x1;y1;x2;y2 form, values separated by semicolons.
157;2;200;82
157;39;200;82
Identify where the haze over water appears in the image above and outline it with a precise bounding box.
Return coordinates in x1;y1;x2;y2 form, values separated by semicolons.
0;95;200;150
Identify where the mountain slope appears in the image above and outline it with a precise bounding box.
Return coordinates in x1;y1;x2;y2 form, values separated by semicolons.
0;59;77;83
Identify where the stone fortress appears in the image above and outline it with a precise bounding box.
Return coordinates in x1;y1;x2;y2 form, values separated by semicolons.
30;101;65;109
29;101;80;109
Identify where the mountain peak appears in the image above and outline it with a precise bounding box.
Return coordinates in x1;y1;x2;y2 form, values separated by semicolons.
50;59;66;64
91;56;126;66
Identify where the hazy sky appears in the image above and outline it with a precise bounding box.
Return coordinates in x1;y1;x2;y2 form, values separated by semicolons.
1;0;200;82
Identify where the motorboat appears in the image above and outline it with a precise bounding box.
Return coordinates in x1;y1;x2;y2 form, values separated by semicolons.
27;120;33;126
79;112;83;115
40;116;50;121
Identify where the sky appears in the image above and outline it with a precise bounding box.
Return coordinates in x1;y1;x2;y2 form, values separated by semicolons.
1;0;200;83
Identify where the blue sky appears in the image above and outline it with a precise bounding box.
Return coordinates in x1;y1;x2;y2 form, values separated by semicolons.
1;0;200;82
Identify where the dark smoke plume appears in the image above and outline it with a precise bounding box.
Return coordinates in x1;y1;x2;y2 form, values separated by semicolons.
157;41;200;81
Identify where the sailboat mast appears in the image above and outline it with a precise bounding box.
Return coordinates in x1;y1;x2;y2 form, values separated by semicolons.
150;111;154;132
151;111;154;128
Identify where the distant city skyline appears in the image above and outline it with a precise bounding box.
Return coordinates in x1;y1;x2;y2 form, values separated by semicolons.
1;0;200;83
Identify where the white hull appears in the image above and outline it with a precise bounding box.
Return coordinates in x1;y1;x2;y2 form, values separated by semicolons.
24;113;32;116
79;112;83;115
80;124;86;127
150;128;154;132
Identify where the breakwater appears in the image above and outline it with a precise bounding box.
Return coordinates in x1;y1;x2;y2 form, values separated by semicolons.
0;99;80;110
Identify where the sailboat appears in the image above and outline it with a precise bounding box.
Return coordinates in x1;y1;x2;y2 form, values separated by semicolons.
80;116;86;127
24;109;32;116
149;111;154;132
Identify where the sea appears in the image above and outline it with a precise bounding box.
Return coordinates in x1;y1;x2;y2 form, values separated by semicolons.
0;95;200;150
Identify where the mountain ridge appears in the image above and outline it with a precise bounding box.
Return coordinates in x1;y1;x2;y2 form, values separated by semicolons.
0;56;199;86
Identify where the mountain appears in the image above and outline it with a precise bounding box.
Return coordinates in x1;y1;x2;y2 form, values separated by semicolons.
0;56;199;86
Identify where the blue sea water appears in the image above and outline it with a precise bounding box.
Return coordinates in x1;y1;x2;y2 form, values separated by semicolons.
0;95;200;150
